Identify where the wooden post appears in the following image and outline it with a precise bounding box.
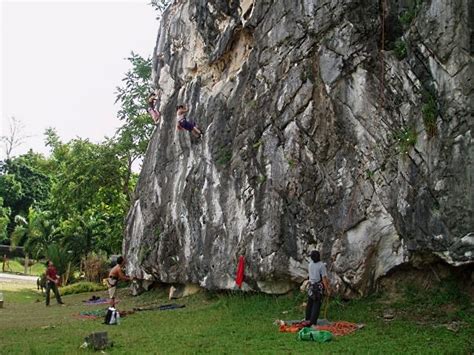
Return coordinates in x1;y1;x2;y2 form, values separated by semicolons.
24;254;29;274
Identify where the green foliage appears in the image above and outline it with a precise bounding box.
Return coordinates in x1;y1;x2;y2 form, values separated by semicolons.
422;94;438;137
216;147;232;165
287;158;296;168
0;152;51;231
365;169;375;180
399;0;424;28
395;127;417;155
11;208;59;258
60;281;106;296
394;38;407;60
257;174;267;184
0;197;11;243
47;137;126;217
45;243;75;284
114;53;154;200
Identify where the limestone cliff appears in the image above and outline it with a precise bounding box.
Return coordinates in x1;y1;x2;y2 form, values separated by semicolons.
123;0;473;296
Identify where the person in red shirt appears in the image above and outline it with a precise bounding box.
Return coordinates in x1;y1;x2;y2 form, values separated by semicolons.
45;260;64;306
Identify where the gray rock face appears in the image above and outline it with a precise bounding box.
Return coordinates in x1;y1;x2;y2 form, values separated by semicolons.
123;0;473;296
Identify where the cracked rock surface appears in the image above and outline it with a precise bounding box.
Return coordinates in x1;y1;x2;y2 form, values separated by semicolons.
124;0;473;296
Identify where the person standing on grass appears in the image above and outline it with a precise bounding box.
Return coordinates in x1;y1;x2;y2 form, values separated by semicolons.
2;254;12;272
107;256;130;306
305;250;330;326
45;260;64;306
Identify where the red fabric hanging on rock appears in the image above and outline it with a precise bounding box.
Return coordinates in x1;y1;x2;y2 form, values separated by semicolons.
235;256;245;288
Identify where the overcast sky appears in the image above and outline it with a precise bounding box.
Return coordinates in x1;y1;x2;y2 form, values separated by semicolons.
1;0;159;159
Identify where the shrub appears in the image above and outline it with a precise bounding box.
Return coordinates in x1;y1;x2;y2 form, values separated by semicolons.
60;281;106;296
216;147;232;166
394;39;407;60
395;127;417;155
422;94;438;137
399;0;424;28
83;253;109;283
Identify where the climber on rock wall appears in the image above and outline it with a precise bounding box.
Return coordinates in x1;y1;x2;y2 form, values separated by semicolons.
176;105;203;138
147;92;161;125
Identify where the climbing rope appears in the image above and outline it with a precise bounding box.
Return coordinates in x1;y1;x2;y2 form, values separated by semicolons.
379;0;387;110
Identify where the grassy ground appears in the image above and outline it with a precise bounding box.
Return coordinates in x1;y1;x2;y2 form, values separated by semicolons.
0;280;473;354
3;259;45;276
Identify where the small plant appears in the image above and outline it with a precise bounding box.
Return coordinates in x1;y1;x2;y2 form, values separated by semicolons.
248;99;257;109
422;94;438;137
394;39;407;60
252;140;263;150
395;127;417;155
399;0;424;28
216;147;232;166
287;158;296;168
365;169;375;180
257;174;267;184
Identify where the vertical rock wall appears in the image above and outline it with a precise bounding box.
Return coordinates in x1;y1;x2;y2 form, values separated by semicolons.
123;0;473;296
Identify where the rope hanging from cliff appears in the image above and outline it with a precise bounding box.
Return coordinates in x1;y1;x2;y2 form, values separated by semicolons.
379;0;387;111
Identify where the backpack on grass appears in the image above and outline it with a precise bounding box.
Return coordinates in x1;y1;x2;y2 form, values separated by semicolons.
104;307;120;325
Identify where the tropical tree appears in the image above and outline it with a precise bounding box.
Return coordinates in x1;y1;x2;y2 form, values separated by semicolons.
114;53;154;200
0;152;52;237
11;208;59;259
0;197;10;244
44;243;75;285
46;136;127;219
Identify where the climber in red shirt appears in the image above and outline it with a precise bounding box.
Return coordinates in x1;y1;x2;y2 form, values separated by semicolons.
45;260;64;306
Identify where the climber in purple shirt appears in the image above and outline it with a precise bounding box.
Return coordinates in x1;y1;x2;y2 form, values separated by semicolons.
176;105;203;138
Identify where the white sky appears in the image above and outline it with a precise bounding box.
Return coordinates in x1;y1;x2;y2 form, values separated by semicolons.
1;0;159;159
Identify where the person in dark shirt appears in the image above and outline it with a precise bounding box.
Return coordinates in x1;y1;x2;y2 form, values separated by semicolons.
45;260;64;306
176;105;203;138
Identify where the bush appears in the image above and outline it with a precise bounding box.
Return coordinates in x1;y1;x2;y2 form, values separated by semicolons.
395;127;417;155
83;253;109;283
60;281;106;296
394;39;407;60
422;94;438;137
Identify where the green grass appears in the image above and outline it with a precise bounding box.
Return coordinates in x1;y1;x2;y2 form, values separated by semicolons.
395;127;417;155
4;259;45;276
0;281;472;354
